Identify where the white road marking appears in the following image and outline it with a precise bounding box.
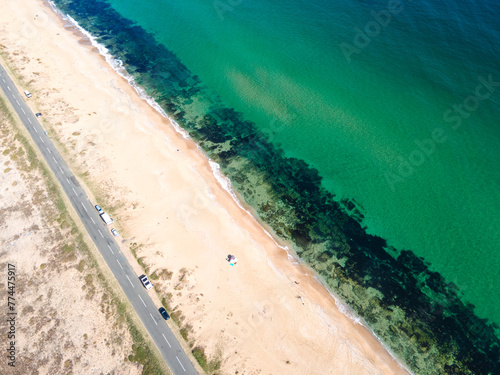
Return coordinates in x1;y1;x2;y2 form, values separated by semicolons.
162;334;171;348
7;85;10;91
28;118;32;124
126;274;134;287
21;108;25;114
138;295;147;307
72;187;77;195
176;356;186;372
66;178;70;184
40;136;44;143
117;259;123;270
52;156;57;164
81;202;88;212
150;313;158;326
98;229;104;238
47;148;52;154
107;244;114;254
58;166;63;174
1;78;4;82
15;99;19;106
91;217;95;224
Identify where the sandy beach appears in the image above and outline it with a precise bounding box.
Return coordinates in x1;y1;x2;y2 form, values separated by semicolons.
0;1;411;374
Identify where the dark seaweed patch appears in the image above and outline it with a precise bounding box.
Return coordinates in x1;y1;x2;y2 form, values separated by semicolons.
53;0;500;373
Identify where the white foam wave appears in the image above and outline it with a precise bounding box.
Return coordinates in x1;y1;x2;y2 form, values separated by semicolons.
314;274;413;374
208;161;243;207
208;161;293;251
49;4;193;140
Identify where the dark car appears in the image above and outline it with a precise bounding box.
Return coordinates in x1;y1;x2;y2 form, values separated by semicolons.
159;307;170;320
35;113;42;118
95;205;104;214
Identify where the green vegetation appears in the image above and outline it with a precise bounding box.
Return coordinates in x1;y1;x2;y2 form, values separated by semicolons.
61;243;74;253
77;260;86;272
169;310;183;328
159;269;173;280
192;346;221;374
127;325;166;375
129;243;153;275
137;257;149;273
192;348;206;369
150;268;173;281
161;294;173;311
64;359;73;369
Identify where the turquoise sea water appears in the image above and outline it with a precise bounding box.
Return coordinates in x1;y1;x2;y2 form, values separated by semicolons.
52;0;500;373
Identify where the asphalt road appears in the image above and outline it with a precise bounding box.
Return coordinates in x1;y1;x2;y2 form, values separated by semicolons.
0;63;198;375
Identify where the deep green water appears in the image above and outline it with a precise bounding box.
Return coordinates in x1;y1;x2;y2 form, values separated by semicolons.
51;0;500;373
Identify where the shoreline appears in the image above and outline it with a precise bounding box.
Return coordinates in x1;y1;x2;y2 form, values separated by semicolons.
58;7;412;373
3;0;411;373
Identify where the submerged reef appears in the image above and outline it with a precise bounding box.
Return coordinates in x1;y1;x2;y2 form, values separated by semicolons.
54;0;500;373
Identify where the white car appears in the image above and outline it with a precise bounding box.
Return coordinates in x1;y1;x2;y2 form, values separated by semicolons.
139;275;153;290
111;228;119;237
24;90;32;98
